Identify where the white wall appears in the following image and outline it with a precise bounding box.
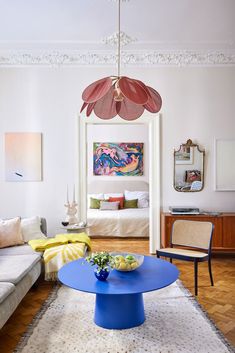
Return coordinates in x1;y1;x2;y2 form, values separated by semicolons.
0;66;234;235
87;124;149;184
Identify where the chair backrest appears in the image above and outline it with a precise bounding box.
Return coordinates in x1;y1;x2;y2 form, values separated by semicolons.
171;220;213;250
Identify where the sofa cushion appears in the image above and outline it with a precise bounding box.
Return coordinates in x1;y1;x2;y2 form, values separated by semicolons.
0;254;41;284
0;282;15;304
21;216;46;242
0;217;24;248
0;244;42;256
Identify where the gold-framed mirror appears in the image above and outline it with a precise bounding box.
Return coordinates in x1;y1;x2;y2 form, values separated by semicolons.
174;139;205;192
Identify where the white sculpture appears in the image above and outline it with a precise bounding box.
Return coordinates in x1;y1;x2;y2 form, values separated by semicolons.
64;185;78;225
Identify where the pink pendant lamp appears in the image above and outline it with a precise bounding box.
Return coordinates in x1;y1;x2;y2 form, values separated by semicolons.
80;0;162;121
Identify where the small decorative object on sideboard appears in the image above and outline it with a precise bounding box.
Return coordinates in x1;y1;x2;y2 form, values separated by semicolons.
64;185;78;225
85;252;114;281
169;207;200;215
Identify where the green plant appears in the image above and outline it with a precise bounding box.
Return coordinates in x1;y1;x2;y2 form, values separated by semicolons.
85;252;114;272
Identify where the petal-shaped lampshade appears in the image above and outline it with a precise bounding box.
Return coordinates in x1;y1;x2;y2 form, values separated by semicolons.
94;87;117;120
80;76;162;120
116;101;122;114
80;101;88;113
82;77;113;103
80;0;162;120
117;97;145;121
86;102;96;117
118;77;149;105
144;86;162;113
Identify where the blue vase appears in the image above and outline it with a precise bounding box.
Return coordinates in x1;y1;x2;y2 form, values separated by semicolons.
94;268;110;281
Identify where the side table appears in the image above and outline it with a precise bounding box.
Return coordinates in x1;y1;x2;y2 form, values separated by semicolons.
61;225;89;233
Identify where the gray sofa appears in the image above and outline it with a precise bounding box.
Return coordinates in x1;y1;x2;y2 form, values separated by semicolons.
0;218;47;329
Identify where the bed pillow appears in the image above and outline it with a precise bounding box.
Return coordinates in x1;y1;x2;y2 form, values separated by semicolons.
124;199;138;209
0;217;24;248
100;201;120;211
109;196;124;209
21;216;46;242
90;198;104;209
124;190;149;208
104;193;123;200
88;194;104;208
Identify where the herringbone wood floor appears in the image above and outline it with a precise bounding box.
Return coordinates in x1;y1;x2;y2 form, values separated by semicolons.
0;238;234;353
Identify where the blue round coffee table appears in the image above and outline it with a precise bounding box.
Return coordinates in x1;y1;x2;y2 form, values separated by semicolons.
58;256;179;329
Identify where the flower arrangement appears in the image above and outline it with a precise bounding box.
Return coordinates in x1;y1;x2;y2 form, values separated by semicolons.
85;252;114;273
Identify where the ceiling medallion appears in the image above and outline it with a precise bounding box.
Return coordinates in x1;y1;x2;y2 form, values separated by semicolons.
102;31;136;47
80;0;162;120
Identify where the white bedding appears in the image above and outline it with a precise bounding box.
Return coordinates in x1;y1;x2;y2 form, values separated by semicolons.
87;208;149;237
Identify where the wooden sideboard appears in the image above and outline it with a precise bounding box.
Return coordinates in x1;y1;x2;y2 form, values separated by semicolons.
161;212;235;252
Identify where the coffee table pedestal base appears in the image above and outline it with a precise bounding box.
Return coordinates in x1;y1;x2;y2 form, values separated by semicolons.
94;293;145;329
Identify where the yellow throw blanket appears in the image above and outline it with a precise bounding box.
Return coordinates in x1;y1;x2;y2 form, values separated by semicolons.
28;232;91;252
44;243;86;281
28;233;91;281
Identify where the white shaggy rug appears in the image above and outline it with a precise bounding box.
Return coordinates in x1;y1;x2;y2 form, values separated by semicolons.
15;281;234;353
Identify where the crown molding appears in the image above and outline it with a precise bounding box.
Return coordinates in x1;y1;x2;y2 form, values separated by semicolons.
0;50;235;67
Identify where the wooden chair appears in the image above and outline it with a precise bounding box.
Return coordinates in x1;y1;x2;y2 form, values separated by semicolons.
156;220;214;295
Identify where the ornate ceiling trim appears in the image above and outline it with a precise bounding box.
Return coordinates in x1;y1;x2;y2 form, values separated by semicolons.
0;50;235;67
102;31;136;47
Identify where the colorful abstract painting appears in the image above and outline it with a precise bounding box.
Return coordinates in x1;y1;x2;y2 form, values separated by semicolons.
5;132;42;181
93;142;144;176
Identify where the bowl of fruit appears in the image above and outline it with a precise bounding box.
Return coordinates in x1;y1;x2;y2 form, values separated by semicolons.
111;253;144;272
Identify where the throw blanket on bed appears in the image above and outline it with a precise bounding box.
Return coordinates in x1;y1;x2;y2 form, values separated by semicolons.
28;233;91;281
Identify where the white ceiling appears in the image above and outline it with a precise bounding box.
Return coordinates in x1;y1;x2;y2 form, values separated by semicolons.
0;0;234;52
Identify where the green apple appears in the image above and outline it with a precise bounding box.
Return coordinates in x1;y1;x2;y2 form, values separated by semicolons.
126;255;135;261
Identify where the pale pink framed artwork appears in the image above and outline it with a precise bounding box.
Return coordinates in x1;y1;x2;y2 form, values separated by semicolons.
5;132;42;181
